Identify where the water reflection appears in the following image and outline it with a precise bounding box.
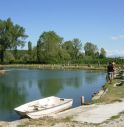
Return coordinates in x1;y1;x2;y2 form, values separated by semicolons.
37;77;81;97
38;79;63;97
0;69;106;121
0;82;26;111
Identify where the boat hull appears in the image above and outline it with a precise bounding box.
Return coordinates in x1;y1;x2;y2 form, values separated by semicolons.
14;96;73;119
27;99;73;119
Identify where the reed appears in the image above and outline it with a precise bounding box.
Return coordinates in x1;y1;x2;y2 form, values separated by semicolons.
0;64;106;70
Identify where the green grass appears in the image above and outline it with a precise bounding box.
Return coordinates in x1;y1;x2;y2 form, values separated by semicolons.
92;79;124;104
0;64;106;70
108;111;124;121
20;116;72;126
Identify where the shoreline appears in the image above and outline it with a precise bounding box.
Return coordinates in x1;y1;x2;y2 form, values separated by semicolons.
1;65;124;127
2;100;124;127
0;64;106;71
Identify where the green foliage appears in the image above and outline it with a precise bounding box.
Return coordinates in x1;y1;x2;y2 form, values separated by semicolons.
84;42;98;56
28;41;32;54
73;38;82;59
0;18;121;65
4;51;15;63
62;38;82;64
28;41;32;61
37;31;63;63
20;53;30;63
32;47;37;62
0;18;27;63
99;48;106;58
62;40;74;63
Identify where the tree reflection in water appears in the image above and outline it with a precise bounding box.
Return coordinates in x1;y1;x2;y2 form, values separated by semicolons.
0;69;106;121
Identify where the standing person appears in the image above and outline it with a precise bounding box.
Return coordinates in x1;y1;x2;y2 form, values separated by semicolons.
112;61;116;77
107;62;114;84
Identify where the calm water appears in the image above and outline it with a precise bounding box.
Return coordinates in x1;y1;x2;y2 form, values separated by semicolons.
0;68;106;121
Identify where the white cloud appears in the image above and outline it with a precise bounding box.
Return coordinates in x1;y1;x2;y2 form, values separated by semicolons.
111;35;124;40
111;36;118;40
106;50;124;57
120;35;124;38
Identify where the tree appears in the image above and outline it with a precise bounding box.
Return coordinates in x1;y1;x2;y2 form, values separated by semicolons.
72;38;82;61
37;40;45;63
11;24;27;59
0;18;27;63
4;51;15;63
77;52;85;64
37;31;63;63
62;41;74;63
57;48;71;64
28;41;32;61
99;48;106;58
0;18;11;62
84;42;98;57
95;51;100;58
32;47;37;62
62;41;73;56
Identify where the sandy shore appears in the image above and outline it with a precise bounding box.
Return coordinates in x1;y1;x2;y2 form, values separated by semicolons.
2;116;124;127
2;99;124;127
54;99;124;124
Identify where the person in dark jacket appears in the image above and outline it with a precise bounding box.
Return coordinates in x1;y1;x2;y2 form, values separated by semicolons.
107;62;114;84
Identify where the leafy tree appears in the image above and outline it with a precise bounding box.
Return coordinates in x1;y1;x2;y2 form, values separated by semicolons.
84;42;98;57
32;47;37;62
28;41;32;61
28;41;32;54
37;31;63;63
20;53;30;63
0;18;27;63
11;24;27;59
0;19;11;62
99;48;106;58
57;48;70;64
4;51;15;63
83;55;94;64
37;40;43;63
61;38;82;63
62;41;74;63
77;52;85;63
72;38;82;61
95;51;100;58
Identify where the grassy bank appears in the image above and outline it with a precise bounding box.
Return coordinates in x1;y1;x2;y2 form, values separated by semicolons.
0;64;106;70
92;79;124;104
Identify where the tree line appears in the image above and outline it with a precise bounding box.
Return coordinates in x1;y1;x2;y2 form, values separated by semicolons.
1;18;124;65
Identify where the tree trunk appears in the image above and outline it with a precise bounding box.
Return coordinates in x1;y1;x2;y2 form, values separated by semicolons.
0;50;5;63
14;46;17;60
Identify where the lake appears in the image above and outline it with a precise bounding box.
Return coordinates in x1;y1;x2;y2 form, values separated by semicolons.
0;68;106;121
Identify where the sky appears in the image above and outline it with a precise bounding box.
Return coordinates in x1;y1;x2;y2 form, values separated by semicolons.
0;0;124;57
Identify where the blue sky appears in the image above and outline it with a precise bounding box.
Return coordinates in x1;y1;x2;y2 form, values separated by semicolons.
0;0;124;56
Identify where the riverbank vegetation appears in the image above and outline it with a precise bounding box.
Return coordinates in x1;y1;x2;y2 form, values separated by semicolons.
1;18;124;66
92;79;124;104
0;64;107;71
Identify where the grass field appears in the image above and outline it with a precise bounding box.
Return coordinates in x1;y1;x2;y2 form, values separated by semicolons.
92;78;124;104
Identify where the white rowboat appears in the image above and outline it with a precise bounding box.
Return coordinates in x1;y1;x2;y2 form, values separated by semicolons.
14;96;73;119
